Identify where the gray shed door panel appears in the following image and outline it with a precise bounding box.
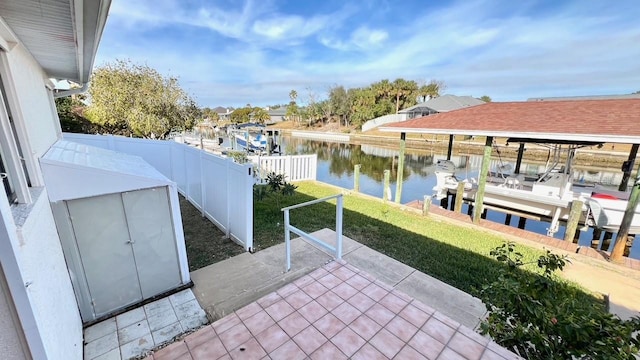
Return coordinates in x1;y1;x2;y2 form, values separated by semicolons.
67;194;142;316
123;188;181;298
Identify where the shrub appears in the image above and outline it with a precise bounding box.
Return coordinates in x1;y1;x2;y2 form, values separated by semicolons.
253;172;297;208
479;242;640;359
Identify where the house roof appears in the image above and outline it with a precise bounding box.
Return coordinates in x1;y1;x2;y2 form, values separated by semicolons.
528;94;640;101
268;108;287;116
381;99;640;144
399;94;485;113
0;0;111;83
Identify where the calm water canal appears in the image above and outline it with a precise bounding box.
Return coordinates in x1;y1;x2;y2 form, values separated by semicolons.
281;136;639;259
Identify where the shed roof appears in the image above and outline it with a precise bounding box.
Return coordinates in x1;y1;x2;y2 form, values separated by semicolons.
41;140;172;202
381;99;640;144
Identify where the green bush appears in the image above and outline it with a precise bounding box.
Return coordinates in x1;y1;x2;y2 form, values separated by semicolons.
480;242;640;359
253;172;297;208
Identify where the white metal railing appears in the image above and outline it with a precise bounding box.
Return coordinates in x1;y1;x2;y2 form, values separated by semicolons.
282;194;343;271
250;154;317;184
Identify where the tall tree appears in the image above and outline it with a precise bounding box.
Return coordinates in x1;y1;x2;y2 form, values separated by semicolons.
85;59;200;138
252;107;270;124
391;78;418;113
417;80;445;103
286;89;300;123
329;85;350;125
230;107;252;123
479;95;492;102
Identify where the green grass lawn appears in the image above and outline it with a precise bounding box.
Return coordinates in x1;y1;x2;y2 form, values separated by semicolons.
254;181;547;296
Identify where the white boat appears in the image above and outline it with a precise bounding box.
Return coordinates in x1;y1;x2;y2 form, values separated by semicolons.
586;193;640;233
234;133;267;153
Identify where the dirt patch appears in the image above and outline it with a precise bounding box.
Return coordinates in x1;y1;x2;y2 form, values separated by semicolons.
179;196;244;271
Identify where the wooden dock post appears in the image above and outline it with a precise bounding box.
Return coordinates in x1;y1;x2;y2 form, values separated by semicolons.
514;143;525;174
422;195;431;215
473;136;493;223
447;134;454;160
504;214;512;225
591;228;602;248
454;182;465;213
394;132;406;204
564;200;584;242
383;170;391;201
266;133;272;155
354;164;361;193
611;163;640;262
619;144;639;191
602;231;613;251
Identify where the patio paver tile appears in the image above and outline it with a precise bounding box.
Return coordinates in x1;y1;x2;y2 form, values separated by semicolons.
439;347;467;360
284;290;313;309
408;330;445;360
332;282;358;300
269;339;306;360
256;292;281;309
324;261;341;271
433;310;461;330
228;338;266;360
308;267;329;280
116;308;146;330
211;313;241;335
184;326;216;350
301;281;329;299
362;283;389;302
235;302;262;321
254;324;289;353
349;314;382;341
394;345;428;360
309;340;348;360
422;317;457;345
316;290;344;311
152;341;188;360
345;274;371;291
298;300;328;323
120;334;154;360
347;292;375;313
386;315;419;342
351;343;387;360
369;328;405;358
264;300;295;322
292;324;328;355
243;310;275;336
85;318;117;343
278;312;311;337
145;299;178;332
92;347;121;360
332;301;362;325
330;326;365;357
379;292;409;314
411;299;436;315
332;266;356;281
317;273;342;288
85;332;119;360
292;274;314;288
275;283;298;298
151;322;183;346
399;303;432;328
459;325;491;346
365;303;395;327
168;290;196;308
188;336;227;360
312;313;346;339
218;322;252;352
118;320;151;346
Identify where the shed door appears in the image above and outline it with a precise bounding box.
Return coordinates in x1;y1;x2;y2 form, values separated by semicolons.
123;187;181;298
67;193;142;317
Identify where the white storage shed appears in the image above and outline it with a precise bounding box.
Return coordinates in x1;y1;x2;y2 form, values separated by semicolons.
41;140;190;323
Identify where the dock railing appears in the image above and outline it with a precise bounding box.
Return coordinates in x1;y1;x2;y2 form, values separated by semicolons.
281;194;343;271
250;154;317;184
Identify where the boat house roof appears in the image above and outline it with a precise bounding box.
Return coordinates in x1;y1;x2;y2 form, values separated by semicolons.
380;99;640;144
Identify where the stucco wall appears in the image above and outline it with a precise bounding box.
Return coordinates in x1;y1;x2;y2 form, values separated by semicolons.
0;267;28;360
5;45;60;177
12;189;83;359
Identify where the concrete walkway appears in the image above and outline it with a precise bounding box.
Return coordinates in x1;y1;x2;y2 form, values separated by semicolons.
190;229;486;330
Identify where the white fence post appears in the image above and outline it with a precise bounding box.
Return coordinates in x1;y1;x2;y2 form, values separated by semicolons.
336;196;343;260
284;209;291;271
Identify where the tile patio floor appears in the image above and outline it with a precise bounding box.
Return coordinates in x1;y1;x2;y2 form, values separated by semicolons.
84;289;208;360
147;261;520;359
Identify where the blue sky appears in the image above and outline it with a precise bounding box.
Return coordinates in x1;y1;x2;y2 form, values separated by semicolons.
95;0;640;108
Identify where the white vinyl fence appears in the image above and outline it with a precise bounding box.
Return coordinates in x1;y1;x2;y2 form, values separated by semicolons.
62;133;254;251
250;154;317;185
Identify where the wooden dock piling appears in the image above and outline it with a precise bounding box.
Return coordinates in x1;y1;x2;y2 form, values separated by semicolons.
563;200;584;242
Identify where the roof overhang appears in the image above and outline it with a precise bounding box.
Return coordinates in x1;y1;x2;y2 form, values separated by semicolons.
0;0;111;84
380;99;640;144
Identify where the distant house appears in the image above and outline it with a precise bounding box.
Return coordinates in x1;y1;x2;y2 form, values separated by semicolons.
214;106;233;121
362;94;486;132
266;107;287;124
398;94;486;120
